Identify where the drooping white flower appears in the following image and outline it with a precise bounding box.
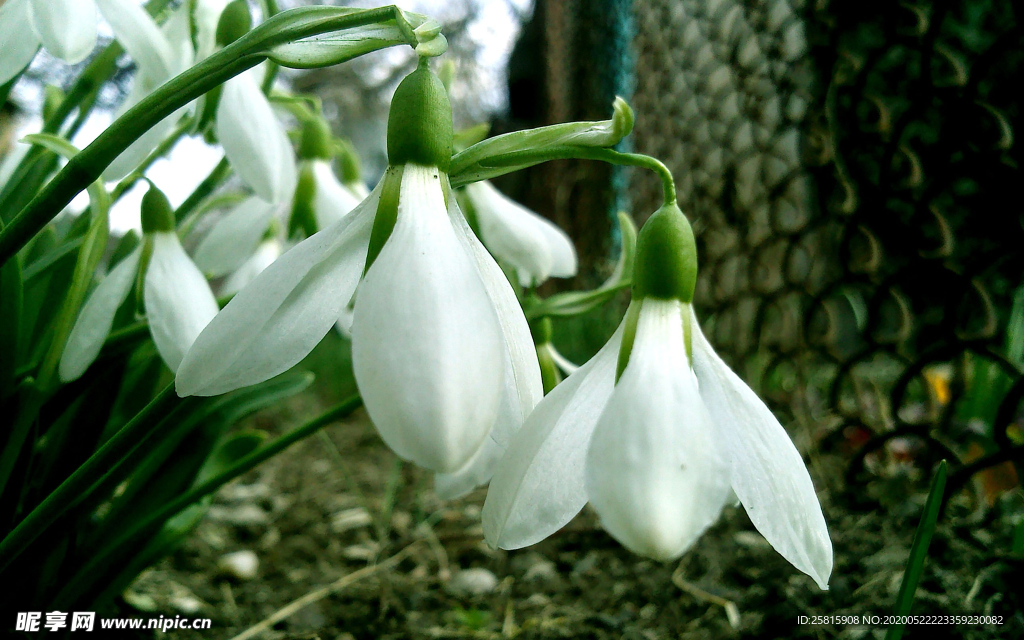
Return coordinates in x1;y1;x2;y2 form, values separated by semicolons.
177;62;541;496
308;159;362;229
482;203;832;589
193;196;282;279
220;238;284;297
0;0;98;86
216;68;297;204
463;180;577;287
59;185;218;380
144;230;220;372
293;118;364;233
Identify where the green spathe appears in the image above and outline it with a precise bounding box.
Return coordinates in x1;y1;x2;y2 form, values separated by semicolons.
217;0;253;47
387;60;453;171
141;185;175;234
632;202;697;303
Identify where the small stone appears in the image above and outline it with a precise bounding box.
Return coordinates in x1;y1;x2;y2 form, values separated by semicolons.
447;568;499;596
331;507;372;533
218;550;259;581
342;542;379;560
170;595;204;615
207;504;270;527
218;482;271;502
523;559;558;583
734;531;771;549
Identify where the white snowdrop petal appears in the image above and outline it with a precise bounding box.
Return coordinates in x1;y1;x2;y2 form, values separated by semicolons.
29;0;97;64
434;436;503;500
690;305;833;589
175;184;380;397
547;344;579;375
311;160;361;229
586;299;731;561
465;181;557;286
194;196;278;278
0;0;38;86
220;239;284;297
59;247;143;383
216;72;298;204
448;197;543;449
352;165;504;474
95;0;175;81
482;322;623;550
144;232;220;373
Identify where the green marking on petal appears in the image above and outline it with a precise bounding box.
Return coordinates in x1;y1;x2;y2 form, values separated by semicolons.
363;164;405;275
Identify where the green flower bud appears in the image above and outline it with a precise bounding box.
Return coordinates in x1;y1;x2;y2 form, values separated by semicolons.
216;0;252;47
299;118;334;161
387;59;453;171
141;184;175;234
632;201;697;303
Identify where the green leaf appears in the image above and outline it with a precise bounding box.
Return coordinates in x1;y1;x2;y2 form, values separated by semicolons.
0;255;23;397
885;460;947;640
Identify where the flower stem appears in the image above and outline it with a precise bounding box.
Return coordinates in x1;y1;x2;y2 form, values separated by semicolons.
451;146;676;207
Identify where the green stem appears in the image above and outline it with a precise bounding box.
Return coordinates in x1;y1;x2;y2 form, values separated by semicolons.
174;157;232;227
52;395;362;604
0;5;415;268
451;147;676;206
0;384;182;573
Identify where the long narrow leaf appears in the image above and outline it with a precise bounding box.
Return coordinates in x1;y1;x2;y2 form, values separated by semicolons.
885;460;948;640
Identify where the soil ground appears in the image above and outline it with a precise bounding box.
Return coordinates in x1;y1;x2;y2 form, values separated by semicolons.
115;335;1022;640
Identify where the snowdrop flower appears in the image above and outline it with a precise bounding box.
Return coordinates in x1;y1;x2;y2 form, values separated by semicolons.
220;238;284;297
177;61;541;497
463;180;577;287
482;202;832;589
210;2;297;204
60;184;219;380
193;196;283;280
0;0;98;85
292;118;362;233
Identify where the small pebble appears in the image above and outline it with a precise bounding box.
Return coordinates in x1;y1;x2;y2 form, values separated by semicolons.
331;507;372;533
207;504;270;527
523;559;558;583
170;595;204;615
218;550;259;581
447;568;499;596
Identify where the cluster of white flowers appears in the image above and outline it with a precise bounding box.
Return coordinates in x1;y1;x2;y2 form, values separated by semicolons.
3;0;832;591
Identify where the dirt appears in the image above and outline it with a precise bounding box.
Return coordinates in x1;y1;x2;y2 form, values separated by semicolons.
112;336;1022;640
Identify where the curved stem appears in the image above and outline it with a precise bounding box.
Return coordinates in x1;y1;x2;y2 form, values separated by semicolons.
452;146;676;207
